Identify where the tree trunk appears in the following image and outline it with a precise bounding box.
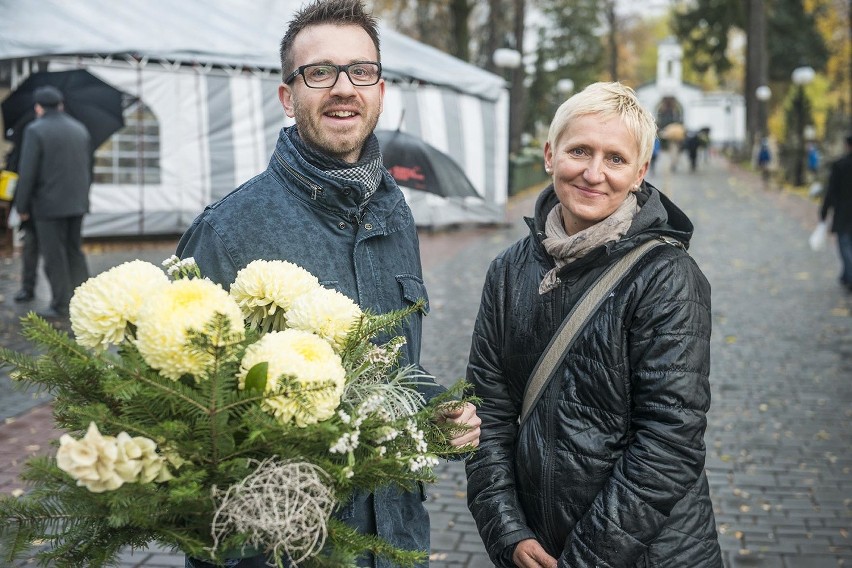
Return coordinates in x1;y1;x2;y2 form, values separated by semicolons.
449;0;472;61
746;0;768;153
606;0;618;81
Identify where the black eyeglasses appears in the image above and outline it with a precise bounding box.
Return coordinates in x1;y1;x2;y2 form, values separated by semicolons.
284;62;382;89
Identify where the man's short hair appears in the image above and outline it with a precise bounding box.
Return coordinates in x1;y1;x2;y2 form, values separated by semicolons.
33;85;64;108
279;0;380;82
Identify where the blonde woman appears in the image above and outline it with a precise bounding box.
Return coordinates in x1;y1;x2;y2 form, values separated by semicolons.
466;82;721;567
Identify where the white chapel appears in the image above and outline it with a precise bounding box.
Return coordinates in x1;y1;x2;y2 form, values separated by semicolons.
635;37;746;149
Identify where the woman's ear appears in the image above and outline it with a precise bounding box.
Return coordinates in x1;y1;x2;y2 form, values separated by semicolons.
544;142;553;175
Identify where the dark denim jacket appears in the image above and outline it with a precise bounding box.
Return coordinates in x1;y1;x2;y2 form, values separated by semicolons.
177;126;442;566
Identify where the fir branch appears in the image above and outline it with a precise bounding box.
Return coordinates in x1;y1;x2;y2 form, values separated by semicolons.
323;517;427;568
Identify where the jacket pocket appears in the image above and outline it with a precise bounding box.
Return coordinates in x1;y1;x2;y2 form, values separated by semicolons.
396;274;430;314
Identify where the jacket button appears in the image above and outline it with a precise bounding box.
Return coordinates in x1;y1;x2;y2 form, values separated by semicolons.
364;223;373;230
343;187;351;196
338;222;347;229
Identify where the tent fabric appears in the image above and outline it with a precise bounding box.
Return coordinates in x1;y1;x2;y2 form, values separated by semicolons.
0;1;509;234
0;0;505;101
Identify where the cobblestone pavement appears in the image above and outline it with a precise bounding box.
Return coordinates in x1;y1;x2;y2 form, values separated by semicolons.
1;152;850;567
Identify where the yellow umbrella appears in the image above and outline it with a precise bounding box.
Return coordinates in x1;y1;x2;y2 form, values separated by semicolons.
660;122;686;142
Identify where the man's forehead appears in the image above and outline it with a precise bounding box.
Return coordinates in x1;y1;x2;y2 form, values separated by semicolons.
291;23;378;63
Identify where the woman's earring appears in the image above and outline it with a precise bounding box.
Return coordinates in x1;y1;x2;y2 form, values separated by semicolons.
545;165;552;174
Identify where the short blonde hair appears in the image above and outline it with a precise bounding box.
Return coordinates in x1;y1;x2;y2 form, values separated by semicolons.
546;82;656;166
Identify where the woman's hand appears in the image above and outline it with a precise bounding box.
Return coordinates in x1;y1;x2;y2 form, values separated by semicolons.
512;539;558;568
435;402;481;447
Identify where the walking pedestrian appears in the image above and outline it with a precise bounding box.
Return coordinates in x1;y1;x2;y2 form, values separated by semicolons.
649;136;661;174
807;141;821;182
757;137;772;184
4;139;40;303
819;133;852;292
176;1;480;566
13;85;91;319
465;82;722;567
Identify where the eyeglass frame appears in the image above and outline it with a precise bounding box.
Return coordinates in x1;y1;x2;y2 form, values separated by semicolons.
284;61;383;89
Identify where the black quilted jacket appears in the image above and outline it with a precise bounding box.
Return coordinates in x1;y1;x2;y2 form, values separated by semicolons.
465;183;722;567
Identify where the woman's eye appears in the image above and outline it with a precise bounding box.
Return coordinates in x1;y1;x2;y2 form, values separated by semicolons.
569;148;585;156
610;155;625;164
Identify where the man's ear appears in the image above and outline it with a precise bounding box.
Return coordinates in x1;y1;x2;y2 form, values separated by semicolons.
279;83;295;118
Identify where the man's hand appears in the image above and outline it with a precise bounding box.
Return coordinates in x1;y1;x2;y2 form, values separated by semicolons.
435;402;481;447
512;539;557;568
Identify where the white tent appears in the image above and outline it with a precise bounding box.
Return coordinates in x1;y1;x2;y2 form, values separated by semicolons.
0;0;510;236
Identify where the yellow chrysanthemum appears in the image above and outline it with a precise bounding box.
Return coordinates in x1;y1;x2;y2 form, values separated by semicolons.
238;329;345;427
286;287;362;351
70;260;170;349
136;278;245;380
230;260;320;332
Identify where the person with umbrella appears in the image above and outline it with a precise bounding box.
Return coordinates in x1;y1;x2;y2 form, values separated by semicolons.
13;85;92;320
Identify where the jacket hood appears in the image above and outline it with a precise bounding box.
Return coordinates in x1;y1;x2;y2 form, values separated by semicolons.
528;181;695;250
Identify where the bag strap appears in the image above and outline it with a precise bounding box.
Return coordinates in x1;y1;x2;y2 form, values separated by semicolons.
519;238;667;425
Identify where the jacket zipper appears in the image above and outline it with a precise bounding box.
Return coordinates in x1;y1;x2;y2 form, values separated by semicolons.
273;150;324;200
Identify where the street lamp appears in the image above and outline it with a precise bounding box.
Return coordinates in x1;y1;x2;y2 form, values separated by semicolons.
492;47;522;156
556;78;574;98
755;85;771;140
791;66;815;186
493;48;522;70
493;47;522;195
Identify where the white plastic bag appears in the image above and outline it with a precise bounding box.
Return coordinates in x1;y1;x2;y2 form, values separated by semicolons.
808;181;824;198
808;221;827;251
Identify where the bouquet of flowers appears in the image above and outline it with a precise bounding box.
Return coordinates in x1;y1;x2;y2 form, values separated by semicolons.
0;256;474;567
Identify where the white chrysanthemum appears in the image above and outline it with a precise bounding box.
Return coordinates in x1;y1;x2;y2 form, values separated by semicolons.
286;287;362;351
56;423;171;492
70;260;170;349
136;278;245;380
238;329;345;427
230;260;320;332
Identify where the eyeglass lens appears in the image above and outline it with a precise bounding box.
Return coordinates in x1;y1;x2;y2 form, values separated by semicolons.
302;63;380;87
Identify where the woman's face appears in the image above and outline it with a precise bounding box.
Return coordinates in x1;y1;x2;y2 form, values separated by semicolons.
544;113;648;235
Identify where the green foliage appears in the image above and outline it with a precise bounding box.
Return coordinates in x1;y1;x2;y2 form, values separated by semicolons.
671;0;828;80
0;303;475;567
766;0;828;80
525;0;606;131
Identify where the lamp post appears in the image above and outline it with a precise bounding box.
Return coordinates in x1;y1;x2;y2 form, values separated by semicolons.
791;66;815;186
493;47;522;154
493;47;522;195
755;85;771;140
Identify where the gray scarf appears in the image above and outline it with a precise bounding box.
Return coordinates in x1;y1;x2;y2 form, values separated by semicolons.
539;192;639;294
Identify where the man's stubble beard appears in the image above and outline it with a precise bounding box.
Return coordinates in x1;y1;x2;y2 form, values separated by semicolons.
292;96;380;162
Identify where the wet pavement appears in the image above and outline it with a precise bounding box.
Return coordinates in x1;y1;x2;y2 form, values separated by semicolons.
1;151;850;566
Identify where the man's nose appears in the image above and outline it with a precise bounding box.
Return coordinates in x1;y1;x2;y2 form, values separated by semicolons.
329;70;358;96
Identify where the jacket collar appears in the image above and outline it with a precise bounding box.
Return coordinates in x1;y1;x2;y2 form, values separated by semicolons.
268;126;410;234
524;181;695;274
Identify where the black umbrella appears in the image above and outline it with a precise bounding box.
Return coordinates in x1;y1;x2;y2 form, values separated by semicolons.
2;69;126;151
375;129;481;199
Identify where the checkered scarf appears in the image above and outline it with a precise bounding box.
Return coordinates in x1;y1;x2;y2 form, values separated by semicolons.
288;127;383;210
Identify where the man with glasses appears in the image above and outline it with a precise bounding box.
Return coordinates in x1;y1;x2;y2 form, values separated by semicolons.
177;1;481;566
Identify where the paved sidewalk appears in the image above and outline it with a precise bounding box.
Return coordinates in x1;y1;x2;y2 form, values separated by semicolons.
1;152;851;566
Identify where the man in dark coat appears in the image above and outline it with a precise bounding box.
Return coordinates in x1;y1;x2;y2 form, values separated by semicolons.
14;85;92;318
820;133;852;292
